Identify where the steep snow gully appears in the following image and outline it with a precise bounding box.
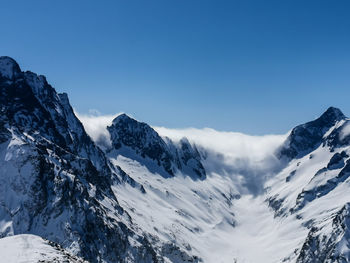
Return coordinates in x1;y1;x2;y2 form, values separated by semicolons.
1;56;350;263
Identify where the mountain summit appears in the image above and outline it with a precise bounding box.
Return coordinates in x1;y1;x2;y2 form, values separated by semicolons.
0;56;21;79
317;106;345;125
278;106;346;159
0;57;162;262
107;113;206;178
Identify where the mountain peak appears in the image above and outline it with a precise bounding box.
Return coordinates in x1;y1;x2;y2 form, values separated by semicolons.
109;113;161;149
278;107;346;159
0;56;21;79
111;113;136;125
107;114;206;178
319;107;346;123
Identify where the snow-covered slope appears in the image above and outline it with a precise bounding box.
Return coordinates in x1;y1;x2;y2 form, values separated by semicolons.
102;107;350;262
0;56;172;263
0;234;86;263
264;108;350;262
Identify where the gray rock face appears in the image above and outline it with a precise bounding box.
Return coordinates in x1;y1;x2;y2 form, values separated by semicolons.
107;114;206;179
0;56;160;263
297;203;350;263
278;107;346;159
0;56;21;79
266;108;350;262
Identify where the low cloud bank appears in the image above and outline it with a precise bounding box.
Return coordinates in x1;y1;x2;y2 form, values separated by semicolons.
76;111;289;195
155;127;288;195
155;127;286;161
75;110;122;149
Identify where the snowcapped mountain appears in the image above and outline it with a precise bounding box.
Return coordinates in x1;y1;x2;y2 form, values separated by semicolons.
0;56;191;263
265;107;350;262
106;113;206;179
278;106;346;160
2;56;350;263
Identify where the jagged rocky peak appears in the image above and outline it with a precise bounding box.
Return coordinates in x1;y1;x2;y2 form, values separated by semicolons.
1;57;92;164
177;137;206;178
109;113;164;150
0;56;21;79
112;112;134;124
317;106;346;125
108;113;170;159
107;113;206;178
108;113;178;175
0;56;160;262
278;107;347;159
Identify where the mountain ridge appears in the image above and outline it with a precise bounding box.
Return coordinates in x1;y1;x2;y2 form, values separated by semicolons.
1;56;350;262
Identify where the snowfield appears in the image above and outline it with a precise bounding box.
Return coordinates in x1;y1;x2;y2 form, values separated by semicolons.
0;234;86;263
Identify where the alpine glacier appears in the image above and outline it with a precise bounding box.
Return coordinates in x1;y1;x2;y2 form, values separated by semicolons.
1;56;350;263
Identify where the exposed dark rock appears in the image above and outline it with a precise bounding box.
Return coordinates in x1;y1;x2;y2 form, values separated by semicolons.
0;56;161;263
278;107;346;160
296;203;350;262
107;114;206;179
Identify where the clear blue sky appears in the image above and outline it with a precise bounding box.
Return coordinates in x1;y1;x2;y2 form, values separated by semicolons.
1;0;350;134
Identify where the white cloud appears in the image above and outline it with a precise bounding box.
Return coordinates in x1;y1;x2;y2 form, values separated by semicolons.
76;111;289;194
340;121;350;140
154;127;287;161
155;127;288;194
74;110;123;149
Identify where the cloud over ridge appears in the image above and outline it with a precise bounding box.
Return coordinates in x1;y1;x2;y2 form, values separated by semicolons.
75;110;123;149
77;111;288;194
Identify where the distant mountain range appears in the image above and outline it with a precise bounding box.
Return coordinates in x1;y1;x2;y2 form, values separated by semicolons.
1;56;350;262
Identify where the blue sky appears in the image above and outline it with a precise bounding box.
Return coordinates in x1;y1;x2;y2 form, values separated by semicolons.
1;0;350;134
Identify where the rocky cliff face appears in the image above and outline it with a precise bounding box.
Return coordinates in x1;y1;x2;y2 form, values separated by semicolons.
267;107;350;262
0;56;160;263
296;203;350;263
107;113;206;179
278;107;346;159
